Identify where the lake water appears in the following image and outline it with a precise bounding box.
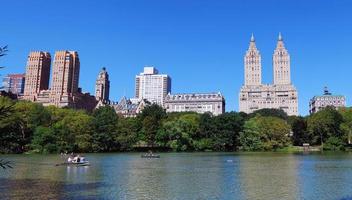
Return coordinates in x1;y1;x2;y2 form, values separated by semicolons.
1;152;352;200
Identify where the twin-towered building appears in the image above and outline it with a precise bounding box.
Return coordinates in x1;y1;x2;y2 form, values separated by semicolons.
239;33;299;116
22;51;97;111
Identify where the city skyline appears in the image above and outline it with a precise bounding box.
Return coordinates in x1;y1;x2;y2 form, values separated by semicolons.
1;0;352;115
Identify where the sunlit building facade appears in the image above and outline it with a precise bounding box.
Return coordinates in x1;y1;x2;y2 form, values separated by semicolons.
239;34;298;116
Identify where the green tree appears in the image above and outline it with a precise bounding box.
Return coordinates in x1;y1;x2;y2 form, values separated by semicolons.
240;116;291;151
0;97;23;153
307;107;343;146
339;107;352;145
249;108;288;120
157;118;195;151
31;126;57;153
116;117;140;151
240;118;263;151
91;106;118;152
138;104;166;145
257;116;291;150
14;101;51;151
288;116;309;146
211;112;245;151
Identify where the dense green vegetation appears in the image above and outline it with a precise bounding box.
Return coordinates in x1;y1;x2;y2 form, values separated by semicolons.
1;97;352;153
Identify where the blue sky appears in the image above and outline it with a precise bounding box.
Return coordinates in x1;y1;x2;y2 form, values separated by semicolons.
1;0;351;115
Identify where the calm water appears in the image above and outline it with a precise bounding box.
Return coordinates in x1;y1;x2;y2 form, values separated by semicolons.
1;152;352;200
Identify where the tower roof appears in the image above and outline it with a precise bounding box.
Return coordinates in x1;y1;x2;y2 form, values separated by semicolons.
278;32;283;41
251;33;255;42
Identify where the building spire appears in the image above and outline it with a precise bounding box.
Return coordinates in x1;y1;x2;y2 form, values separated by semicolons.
251;33;255;42
278;32;283;41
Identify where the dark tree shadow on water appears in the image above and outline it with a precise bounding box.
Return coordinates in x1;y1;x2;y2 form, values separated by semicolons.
0;178;109;200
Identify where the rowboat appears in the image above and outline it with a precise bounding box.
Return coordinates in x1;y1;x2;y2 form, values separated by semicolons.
55;161;90;167
56;155;90;166
141;154;160;158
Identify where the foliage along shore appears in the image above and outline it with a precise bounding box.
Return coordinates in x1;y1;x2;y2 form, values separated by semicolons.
1;96;352;154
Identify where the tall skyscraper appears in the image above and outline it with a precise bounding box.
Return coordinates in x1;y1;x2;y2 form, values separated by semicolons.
135;67;171;105
95;67;110;101
273;33;291;85
2;73;26;95
239;34;298;116
244;34;262;86
23;51;51;100
50;51;80;106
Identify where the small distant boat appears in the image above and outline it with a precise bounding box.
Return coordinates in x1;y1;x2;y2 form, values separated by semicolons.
56;155;90;166
141;154;160;158
141;151;160;158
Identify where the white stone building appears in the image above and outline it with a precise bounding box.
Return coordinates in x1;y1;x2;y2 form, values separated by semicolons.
135;67;171;106
164;92;225;116
309;87;346;114
239;34;298;116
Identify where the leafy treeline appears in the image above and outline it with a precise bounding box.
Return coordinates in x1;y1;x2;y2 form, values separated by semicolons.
0;96;352;153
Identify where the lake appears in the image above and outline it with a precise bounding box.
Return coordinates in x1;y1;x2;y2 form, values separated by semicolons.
1;152;352;200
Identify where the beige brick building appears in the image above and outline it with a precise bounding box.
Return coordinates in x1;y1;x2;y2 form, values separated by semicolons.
239;34;298;116
23;51;51;101
23;50;96;111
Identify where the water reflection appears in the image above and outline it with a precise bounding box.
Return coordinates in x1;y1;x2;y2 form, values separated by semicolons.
238;153;299;200
1;153;352;199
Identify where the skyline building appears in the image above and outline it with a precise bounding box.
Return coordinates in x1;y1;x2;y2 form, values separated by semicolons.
239;34;298;116
95;67;110;102
22;50;96;111
309;87;346;114
164;92;225;116
273;33;291;85
2;73;26;95
23;51;51;101
49;51;80;107
135;67;171;105
245;34;262;86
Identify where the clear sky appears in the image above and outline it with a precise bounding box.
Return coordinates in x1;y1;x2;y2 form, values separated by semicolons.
1;0;351;115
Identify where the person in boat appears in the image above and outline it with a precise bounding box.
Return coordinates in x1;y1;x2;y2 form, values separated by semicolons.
146;150;153;156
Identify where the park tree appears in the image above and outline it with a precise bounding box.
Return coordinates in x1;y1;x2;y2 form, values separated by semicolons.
249;108;288;120
31;126;57;153
210;112;245;151
157;118;195;151
91;106;119;152
339;107;352;145
199;112;215;139
288;116;309;146
307;106;343;148
14;101;51;151
0;97;23;153
240;116;291;151
116;117;140;151
240;118;263;151
138;104;166;145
